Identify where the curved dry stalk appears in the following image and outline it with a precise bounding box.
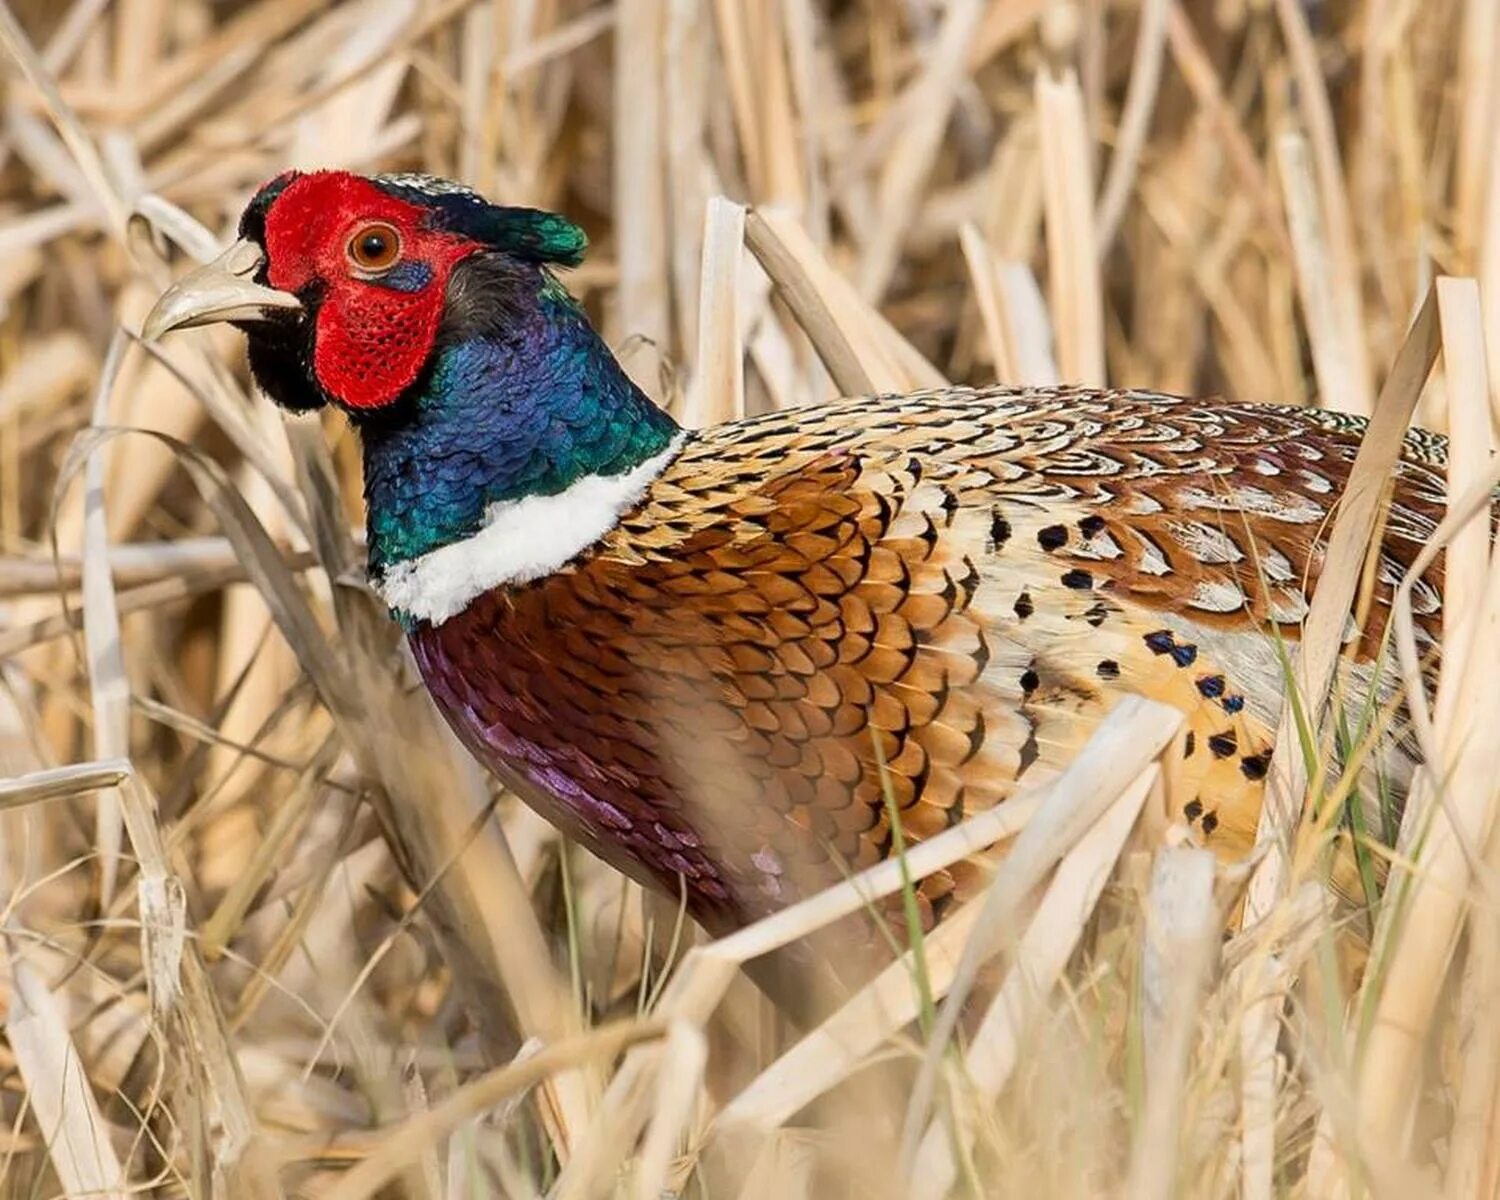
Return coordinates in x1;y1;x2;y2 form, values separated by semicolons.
321;1018;666;1200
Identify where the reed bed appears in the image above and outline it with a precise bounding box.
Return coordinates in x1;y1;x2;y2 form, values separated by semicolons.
0;0;1496;1196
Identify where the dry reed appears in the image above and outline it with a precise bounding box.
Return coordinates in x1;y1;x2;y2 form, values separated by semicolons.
0;1;1496;1197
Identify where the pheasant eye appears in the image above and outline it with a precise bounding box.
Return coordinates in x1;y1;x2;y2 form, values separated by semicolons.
347;222;402;272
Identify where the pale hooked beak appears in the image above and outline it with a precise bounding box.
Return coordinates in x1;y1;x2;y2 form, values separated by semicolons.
142;239;302;341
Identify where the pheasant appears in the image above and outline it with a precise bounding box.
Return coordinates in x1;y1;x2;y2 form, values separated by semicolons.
144;169;1452;955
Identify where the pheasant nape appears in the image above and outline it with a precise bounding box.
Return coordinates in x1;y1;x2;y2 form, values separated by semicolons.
144;168;1454;1000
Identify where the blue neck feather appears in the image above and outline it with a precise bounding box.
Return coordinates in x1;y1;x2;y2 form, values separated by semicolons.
360;275;679;577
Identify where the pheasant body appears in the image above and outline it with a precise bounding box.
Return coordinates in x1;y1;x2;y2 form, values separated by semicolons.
407;386;1448;932
144;169;1461;949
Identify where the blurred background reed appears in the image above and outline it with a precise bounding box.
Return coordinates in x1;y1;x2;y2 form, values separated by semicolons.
0;0;1498;1196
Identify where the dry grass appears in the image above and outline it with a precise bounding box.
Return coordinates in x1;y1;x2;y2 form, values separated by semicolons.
0;0;1497;1196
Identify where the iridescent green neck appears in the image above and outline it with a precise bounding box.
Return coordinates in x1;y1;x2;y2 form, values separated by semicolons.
359;278;679;576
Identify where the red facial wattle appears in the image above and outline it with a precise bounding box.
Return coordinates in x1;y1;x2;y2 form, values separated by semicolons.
260;172;482;410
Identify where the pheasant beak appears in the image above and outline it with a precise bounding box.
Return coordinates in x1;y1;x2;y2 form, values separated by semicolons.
142;239;301;340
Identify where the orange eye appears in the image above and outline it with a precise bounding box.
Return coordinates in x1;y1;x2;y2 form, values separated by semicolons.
347;222;402;272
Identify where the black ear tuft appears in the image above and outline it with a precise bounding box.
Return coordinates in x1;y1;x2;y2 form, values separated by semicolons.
476;207;588;267
372;173;588;267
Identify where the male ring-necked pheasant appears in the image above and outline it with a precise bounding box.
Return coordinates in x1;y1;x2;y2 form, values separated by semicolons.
145;170;1452;951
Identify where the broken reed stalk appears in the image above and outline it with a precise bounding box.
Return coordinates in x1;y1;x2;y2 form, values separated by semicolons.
3;953;128;1200
856;0;985;303
0;535;316;598
1237;279;1440;1197
1272;0;1373;414
1094;0;1168;254
1280;131;1366;416
744;207;893;396
0;756;130;807
1036;66;1105;386
0;684;128;1200
1239;283;1441;927
71;332;269;1193
959;222;1021;384
1324;280;1500;1186
1124;847;1218;1200
898;697;1183;1180
683;195;746;428
905;763;1164;1200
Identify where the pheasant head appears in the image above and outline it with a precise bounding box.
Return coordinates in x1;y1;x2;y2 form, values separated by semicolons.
145;170;680;622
